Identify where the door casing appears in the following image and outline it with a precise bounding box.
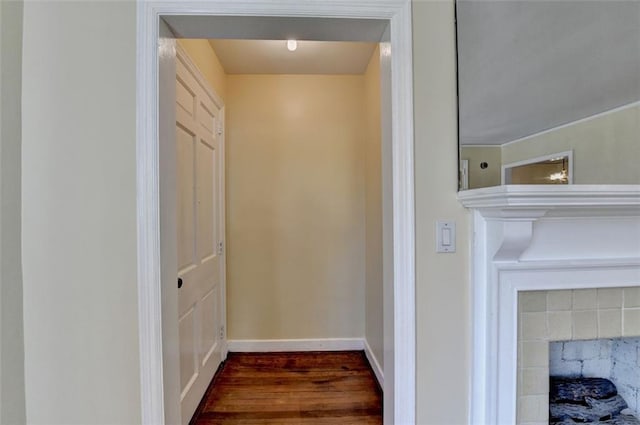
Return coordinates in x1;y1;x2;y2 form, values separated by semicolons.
136;1;415;424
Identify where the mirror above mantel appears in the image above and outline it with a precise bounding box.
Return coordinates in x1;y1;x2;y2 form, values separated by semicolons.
456;0;640;191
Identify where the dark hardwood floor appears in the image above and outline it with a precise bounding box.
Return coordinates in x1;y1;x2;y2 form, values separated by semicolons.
190;351;382;425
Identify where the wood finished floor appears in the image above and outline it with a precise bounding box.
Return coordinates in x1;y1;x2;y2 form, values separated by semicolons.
190;351;382;425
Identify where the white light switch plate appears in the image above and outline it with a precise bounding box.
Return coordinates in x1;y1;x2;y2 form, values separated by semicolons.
436;220;456;253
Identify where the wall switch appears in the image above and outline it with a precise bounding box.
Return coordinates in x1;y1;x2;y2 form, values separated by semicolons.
436;220;456;253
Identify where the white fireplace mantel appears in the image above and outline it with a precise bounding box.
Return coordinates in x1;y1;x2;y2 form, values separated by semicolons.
458;185;640;425
458;184;640;214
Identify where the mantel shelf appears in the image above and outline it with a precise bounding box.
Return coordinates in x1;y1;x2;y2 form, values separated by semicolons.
458;185;640;218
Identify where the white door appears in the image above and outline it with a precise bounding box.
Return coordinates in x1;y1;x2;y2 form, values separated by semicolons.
175;46;226;425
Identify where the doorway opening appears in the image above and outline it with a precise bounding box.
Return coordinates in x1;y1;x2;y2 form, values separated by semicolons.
177;35;384;423
136;3;415;424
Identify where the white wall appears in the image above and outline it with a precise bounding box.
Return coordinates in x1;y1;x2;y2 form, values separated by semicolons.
21;2;141;423
413;1;471;423
0;0;26;422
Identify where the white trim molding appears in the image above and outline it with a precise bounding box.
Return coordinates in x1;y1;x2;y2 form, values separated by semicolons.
136;2;415;424
227;338;365;353
136;2;165;424
459;184;640;424
363;339;385;388
458;184;640;211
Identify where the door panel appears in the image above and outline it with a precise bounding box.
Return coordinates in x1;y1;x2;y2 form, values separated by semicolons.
176;47;225;425
199;101;215;134
178;308;197;392
197;140;216;260
176;77;195;116
176;124;196;271
200;287;219;365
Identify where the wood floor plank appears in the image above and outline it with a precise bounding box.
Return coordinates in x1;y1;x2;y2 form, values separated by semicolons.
190;351;382;425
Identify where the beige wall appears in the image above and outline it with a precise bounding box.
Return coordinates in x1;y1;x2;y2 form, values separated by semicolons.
17;1;471;422
225;75;366;339
364;47;385;368
502;104;640;184
414;1;471;424
21;2;141;423
0;0;26;423
177;39;227;102
460;145;502;188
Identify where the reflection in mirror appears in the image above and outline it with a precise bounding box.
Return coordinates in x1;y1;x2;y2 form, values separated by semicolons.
456;0;640;190
502;151;571;185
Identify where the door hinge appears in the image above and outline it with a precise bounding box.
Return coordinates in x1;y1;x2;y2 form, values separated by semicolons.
217;124;223;136
217;241;224;255
219;325;225;340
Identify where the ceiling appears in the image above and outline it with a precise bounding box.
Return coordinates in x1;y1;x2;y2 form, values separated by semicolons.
163;15;386;75
164;16;388;42
208;40;378;75
457;0;640;146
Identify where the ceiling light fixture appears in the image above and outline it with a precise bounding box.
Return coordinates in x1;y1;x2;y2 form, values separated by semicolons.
287;39;297;52
548;171;567;182
548;157;568;183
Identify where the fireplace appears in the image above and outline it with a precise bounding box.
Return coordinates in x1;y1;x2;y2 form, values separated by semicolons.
518;289;640;423
548;337;640;424
458;185;640;425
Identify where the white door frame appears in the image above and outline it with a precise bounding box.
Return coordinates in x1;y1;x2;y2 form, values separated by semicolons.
136;1;415;424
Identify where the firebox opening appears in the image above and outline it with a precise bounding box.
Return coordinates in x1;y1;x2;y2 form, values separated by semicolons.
549;337;640;424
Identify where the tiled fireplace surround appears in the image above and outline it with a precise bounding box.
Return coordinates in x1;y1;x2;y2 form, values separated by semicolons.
458;185;640;425
518;288;640;424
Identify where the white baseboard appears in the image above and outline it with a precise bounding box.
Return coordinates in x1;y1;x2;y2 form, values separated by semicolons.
363;339;384;388
226;338;365;353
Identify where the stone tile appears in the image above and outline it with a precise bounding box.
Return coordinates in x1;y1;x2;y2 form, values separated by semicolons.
548;311;572;341
598;288;624;309
522;368;548;396
522;312;547;340
547;290;573;311
573;289;597;310
522;341;549;368
518;341;523;369
598;309;622;338
624;287;640;308
520;291;547;312
573;310;598;340
518;367;523;397
518;395;548;423
623;309;640;336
